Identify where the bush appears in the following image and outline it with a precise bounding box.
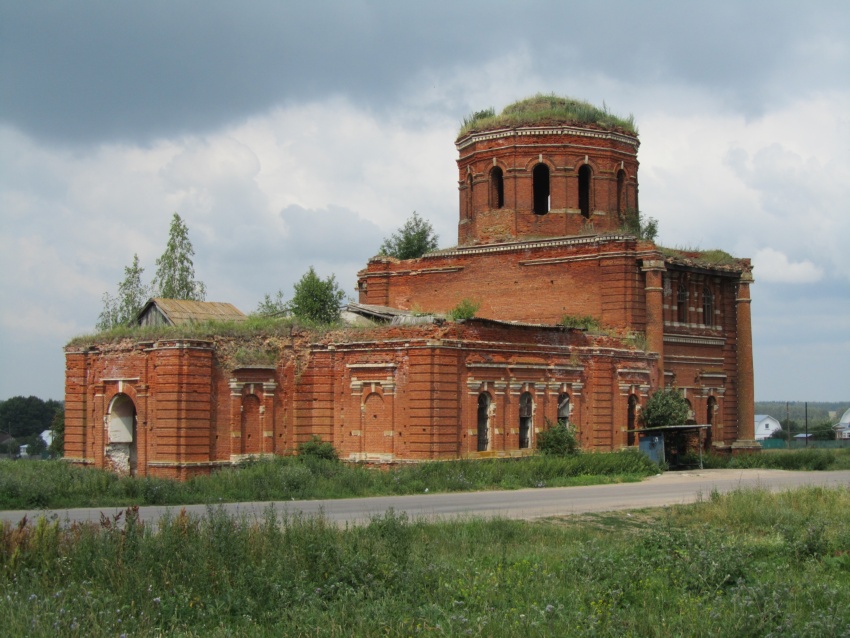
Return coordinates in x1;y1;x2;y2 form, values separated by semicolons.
298;436;339;461
537;419;579;456
641;388;690;428
447;298;480;321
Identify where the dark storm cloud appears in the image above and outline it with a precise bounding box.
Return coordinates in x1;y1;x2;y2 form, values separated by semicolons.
2;1;847;145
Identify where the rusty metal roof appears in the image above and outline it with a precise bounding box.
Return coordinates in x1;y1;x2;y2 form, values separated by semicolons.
138;298;247;325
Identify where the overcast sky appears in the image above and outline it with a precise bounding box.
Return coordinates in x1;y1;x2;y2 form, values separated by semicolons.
1;1;848;403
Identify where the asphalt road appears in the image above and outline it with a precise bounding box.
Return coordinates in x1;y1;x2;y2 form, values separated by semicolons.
3;469;849;528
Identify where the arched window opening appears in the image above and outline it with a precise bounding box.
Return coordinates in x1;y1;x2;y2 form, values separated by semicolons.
702;285;714;326
557;393;571;425
616;169;626;214
490;167;504;209
533;164;550;215
519;392;533;449
579;164;592;219
627;394;638;447
477;393;490;452
677;283;688;324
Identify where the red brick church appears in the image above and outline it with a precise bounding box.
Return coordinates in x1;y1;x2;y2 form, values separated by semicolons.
64;96;757;478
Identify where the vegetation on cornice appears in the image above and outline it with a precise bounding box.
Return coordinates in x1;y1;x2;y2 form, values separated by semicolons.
658;246;743;269
65;316;372;348
459;93;637;138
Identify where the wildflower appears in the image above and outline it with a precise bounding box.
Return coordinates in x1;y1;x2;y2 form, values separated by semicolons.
152;597;161;604
545;604;554;613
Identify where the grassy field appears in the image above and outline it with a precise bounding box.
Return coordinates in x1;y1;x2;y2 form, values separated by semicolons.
3;448;849;512
0;451;660;511
1;486;849;636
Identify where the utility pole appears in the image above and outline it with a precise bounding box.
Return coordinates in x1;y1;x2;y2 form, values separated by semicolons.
786;401;791;448
805;402;809;447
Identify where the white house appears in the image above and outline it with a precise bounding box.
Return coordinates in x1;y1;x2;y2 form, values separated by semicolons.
833;408;850;440
754;414;782;440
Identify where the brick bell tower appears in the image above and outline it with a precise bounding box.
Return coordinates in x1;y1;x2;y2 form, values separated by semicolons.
455;96;640;245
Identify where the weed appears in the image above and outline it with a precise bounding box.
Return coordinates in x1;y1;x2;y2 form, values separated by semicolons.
447;298;480;321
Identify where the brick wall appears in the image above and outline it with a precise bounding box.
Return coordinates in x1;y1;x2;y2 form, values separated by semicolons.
457;126;639;244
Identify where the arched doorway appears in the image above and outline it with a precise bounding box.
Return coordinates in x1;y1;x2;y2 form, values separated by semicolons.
477;393;490;452
519;392;533;449
627;394;639;447
107;393;137;475
706;396;717;449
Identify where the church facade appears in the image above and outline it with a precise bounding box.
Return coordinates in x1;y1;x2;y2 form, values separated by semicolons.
64;97;757;478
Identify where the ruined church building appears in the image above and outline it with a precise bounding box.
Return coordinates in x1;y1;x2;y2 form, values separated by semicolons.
65;97;757;478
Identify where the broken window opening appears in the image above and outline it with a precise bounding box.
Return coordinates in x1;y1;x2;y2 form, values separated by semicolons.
677;282;689;324
490;166;504;209
702;285;714;326
477;393;490;452
519;392;533;449
557;392;571;426
533;164;550;215
579;164;592;219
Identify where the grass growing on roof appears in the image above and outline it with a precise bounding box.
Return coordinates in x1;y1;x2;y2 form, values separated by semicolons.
459;93;637;137
658;245;741;267
65;315;381;348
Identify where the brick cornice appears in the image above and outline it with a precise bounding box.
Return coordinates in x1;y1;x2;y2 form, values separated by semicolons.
456;125;639;151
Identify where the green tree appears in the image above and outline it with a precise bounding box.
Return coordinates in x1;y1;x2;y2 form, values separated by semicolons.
0;396;63;440
641;388;690;428
153;213;206;300
26;435;47;457
379;211;439;259
49;408;64;457
97;253;150;330
289;267;346;324
621;210;658;242
254;290;288;316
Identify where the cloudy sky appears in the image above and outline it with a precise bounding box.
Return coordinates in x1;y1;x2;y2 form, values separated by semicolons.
1;1;848;403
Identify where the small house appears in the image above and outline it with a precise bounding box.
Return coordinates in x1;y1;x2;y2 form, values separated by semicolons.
754;414;782;440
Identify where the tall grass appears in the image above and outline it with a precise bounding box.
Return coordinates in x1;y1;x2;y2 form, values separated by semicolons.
0;452;658;511
2;486;849;636
702;448;847;471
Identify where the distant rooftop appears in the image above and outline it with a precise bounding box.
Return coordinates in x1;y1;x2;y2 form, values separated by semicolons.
457;93;637;139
